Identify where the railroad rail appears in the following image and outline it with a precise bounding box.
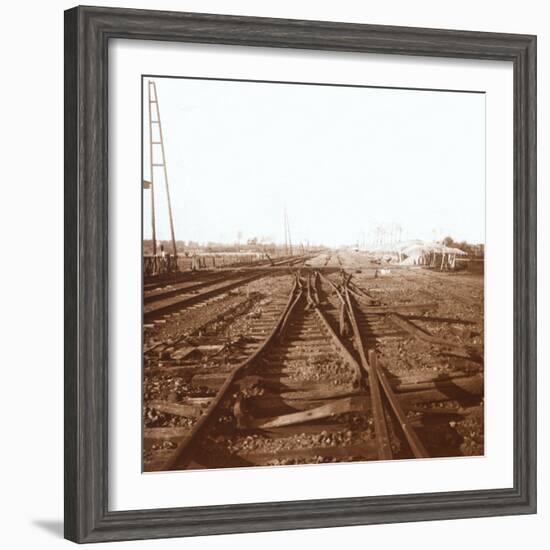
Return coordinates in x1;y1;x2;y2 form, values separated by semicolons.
144;271;267;324
144;272;231;303
142;266;483;472
159;271;376;470
143;257;340;324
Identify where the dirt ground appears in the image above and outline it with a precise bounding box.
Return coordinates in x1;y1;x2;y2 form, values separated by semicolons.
142;250;484;470
332;249;484;457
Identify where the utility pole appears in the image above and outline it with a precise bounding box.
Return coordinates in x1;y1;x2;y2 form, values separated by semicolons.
287;210;293;256
283;206;293;256
283;207;288;256
147;83;157;255
147;80;178;259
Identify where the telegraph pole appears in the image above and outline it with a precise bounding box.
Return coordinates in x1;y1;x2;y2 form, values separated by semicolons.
147;83;157;255
283;206;293;256
148;80;178;259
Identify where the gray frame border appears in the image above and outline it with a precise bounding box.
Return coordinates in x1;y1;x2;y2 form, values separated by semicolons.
64;5;536;543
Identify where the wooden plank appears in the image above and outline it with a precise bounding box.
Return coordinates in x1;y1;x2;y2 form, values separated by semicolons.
394;370;476;385
269;351;321;363
145;365;233;378
245;390;367;415
397;379;484;406
395;374;484;394
148;400;205;418
408;406;460;416
237;374;481;402
280;386;359;400
237;375;356;394
191;373;228;387
170;346;198;360
243;396;369;429
143;427;191;440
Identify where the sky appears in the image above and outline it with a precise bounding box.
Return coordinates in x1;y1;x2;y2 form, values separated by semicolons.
142;76;485;247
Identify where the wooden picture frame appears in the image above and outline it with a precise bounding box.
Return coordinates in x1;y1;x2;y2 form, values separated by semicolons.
64;5;536;543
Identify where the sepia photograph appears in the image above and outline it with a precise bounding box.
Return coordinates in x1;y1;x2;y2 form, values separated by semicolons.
142;75;485;473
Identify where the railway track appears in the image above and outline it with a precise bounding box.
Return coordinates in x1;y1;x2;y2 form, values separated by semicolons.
321;270;483;367
143;255;301;290
144;257;314;324
321;252;343;268
144;272;231;304
144;272;266;324
154;272;374;470
314;272;429;459
143;267;486;472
